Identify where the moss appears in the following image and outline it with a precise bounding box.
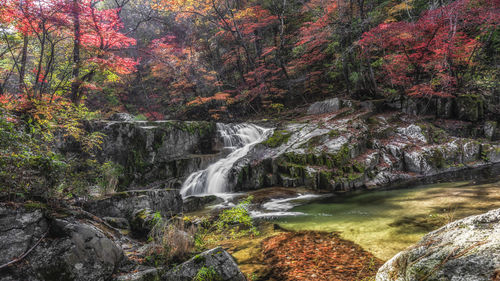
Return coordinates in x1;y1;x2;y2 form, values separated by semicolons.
328;130;340;138
284;153;307;165
456;94;484;122
330;144;351;167
352;161;365;173
262;130;291;148
428;149;446;169
193;266;222;281
193;254;206;264
24;201;47;210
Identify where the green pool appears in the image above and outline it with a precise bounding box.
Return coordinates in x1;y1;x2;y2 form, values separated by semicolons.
275;168;500;260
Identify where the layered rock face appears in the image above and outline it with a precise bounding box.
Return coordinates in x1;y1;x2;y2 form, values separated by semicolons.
376;208;500;281
230;100;500;192
83;189;183;235
86;120;219;189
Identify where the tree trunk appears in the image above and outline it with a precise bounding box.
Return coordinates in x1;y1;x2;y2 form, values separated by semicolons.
19;36;28;94
71;0;81;104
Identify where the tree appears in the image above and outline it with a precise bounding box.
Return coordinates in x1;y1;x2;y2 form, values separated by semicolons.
0;0;138;105
359;0;499;98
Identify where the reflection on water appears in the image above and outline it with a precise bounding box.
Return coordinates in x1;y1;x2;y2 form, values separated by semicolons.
275;166;500;260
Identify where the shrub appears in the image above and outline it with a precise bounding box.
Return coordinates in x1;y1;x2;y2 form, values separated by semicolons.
146;217;196;265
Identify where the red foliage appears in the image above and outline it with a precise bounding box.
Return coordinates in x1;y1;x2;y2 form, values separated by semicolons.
1;0;137;100
263;232;383;281
359;0;500;98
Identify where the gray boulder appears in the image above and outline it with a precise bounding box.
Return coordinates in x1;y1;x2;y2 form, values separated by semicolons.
109;113;135;122
376;208;500;281
0;205;49;266
307;98;341;115
0;204;125;281
162;247;246;281
84;189;182;219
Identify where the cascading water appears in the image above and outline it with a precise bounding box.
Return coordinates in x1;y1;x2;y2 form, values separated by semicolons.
180;123;272;198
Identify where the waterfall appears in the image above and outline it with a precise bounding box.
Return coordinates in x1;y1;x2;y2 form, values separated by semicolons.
180;123;271;197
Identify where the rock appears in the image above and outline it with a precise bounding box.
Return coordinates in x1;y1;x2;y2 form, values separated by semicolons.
129;208;158;236
0;204;125;281
484;121;497;140
114;268;161;281
109;113;135;122
183;195;224;213
162;247;246;281
103;217;130;229
456;94;484;122
83;189;182;220
0;205;48;266
307;98;341;115
81;120;218;188
376;208;500;281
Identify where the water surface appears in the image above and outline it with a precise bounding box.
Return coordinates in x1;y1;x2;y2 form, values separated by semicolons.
275;167;500;260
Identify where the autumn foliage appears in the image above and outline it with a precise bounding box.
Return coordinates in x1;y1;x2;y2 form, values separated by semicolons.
263;231;383;281
0;0;137;106
359;0;499;98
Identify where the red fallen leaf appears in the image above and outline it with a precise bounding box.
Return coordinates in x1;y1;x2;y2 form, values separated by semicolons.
262;231;384;281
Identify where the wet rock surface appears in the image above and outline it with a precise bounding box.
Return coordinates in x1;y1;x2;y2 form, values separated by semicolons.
162;247;246;281
376;208;500;281
232;99;500;193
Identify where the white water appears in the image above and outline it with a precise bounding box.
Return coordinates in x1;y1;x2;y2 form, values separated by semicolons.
180;123;272;198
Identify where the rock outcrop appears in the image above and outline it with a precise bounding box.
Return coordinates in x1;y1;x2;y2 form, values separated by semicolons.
83;189;182;219
376;208;500;281
162;247;246;281
74;120;219;189
0;204;125;281
230;100;500;192
83;189;182;236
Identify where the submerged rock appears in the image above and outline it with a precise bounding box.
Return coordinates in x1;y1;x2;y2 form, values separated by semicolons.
162;247;246;281
376;208;500;281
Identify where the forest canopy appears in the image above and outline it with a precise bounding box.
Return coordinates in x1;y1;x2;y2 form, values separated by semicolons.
0;0;498;120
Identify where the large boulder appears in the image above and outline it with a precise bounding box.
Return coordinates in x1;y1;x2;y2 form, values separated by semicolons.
83;189;182;219
376;208;500;281
307;98;342;115
162;247;246;281
0;204;125;281
0;205;48;267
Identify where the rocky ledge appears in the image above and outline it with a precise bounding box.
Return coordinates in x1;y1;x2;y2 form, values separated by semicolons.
229;98;500;192
376;208;500;281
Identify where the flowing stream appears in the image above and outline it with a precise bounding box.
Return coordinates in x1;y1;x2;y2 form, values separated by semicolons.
180;123;271;197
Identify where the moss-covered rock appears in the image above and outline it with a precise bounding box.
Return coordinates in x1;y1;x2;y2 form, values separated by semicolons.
456;94;484;122
262;130;291;148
